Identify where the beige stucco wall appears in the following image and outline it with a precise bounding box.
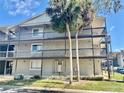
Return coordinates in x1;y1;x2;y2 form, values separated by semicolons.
15;39;93;50
12;59;54;77
65;59;102;76
12;59;102;77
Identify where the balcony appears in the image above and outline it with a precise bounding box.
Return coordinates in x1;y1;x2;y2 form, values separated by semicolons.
0;27;105;42
0;51;6;57
0;51;15;58
0;36;8;42
0;48;107;59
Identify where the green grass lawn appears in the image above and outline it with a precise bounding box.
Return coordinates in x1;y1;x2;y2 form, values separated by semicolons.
112;72;124;80
70;81;124;92
0;79;124;92
103;71;124;81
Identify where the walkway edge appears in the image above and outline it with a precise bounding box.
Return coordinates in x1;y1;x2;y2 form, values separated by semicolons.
22;87;124;93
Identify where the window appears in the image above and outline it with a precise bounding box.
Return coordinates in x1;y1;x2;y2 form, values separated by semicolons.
31;44;42;52
57;61;63;72
0;45;7;51
33;29;39;36
9;45;15;51
32;28;43;37
30;60;41;70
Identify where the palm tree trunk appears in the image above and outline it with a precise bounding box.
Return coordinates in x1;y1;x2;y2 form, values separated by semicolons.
76;31;80;81
66;23;73;84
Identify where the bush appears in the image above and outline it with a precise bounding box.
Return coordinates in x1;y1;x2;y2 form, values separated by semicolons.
31;75;41;79
80;76;103;81
66;76;103;81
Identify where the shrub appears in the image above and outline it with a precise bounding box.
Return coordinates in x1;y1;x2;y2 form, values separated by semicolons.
31;75;41;79
66;76;103;81
80;76;103;81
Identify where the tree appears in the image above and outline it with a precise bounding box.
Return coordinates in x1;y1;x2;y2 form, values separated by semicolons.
73;0;122;81
46;0;79;84
73;0;94;81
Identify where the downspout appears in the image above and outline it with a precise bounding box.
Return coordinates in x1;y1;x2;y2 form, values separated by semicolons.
4;31;10;75
15;26;21;74
99;40;103;76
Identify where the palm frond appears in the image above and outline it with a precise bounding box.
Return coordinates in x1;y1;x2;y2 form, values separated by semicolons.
46;0;122;33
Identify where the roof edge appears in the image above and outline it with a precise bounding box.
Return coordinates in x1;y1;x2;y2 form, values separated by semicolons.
8;12;46;30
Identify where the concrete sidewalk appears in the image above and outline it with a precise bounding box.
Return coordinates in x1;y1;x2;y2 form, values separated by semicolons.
0;85;123;93
23;87;124;93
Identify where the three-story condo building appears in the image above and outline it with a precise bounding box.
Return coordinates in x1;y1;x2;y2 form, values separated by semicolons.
0;13;110;78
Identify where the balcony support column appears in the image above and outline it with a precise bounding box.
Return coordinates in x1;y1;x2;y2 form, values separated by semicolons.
40;59;43;78
14;59;18;74
105;19;111;80
64;32;67;76
40;25;45;78
105;35;111;79
4;61;7;75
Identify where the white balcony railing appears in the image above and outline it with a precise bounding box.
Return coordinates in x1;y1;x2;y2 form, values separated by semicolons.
0;27;105;42
0;51;15;58
0;51;6;57
0;48;106;58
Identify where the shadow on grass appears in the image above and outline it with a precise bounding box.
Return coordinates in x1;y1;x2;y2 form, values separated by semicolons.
40;80;64;84
0;79;124;92
104;79;124;83
0;79;65;87
0;79;38;86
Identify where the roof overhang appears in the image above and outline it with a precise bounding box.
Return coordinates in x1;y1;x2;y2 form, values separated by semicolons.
0;26;9;34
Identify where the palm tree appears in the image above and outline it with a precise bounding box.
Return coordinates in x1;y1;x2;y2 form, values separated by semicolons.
74;0;94;81
74;0;122;81
46;0;79;84
69;0;122;81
